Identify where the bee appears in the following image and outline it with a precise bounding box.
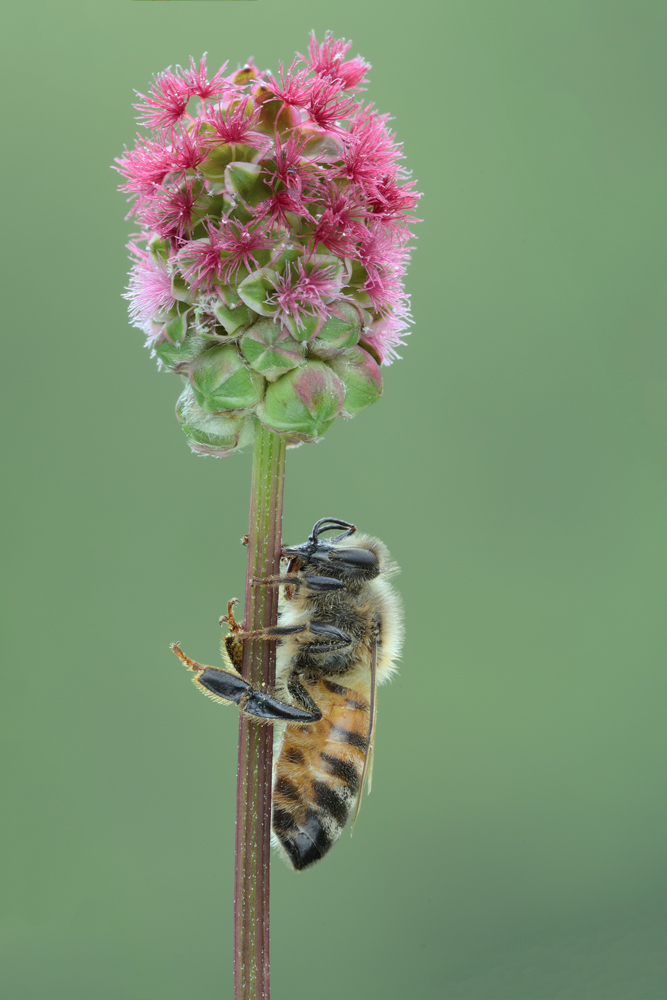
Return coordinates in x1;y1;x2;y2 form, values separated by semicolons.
171;518;403;870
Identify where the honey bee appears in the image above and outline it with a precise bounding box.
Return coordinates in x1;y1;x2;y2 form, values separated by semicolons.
171;518;403;870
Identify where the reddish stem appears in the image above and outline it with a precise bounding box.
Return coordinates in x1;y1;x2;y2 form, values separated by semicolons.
234;421;286;1000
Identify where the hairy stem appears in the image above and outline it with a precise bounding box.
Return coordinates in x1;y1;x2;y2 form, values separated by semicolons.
234;420;286;1000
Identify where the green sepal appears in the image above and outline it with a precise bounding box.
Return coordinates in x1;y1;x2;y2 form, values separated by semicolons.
283;311;324;342
259;360;344;439
252;247;273;269
255;100;284;135
305;254;347;283
237;268;278;317
171;272;193;304
358;338;382;366
148;237;169;264
213;297;255;335
307;303;361;358
327;346;383;415
300;128;344;159
240;319;306;380
153;333;207;370
163;311;188;345
343;287;374;309
347;259;369;287
225;162;272;207
199;143;256;182
228;202;254;226
176;386;255;457
271;245;302;275
188;344;265;412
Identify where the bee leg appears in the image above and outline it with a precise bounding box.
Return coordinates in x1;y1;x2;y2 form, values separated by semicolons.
221;623;309;640
301;576;346;592
170;642;242;678
286;670;323;722
193;666;254;704
190;663;318;722
299;622;353;654
252;575;345;592
220;598;242;632
240;687;320;723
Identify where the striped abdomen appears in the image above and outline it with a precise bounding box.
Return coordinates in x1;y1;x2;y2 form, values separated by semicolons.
272;678;371;871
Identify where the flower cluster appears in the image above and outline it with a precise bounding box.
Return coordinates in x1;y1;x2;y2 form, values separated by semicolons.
116;35;420;456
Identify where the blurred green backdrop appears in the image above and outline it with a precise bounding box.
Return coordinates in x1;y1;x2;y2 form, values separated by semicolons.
2;2;666;998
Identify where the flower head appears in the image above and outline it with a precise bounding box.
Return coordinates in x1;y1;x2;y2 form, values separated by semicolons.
117;34;420;456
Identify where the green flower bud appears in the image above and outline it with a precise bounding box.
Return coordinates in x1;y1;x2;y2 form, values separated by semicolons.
188;344;265;412
176;386;254;457
240;319;306;380
259;360;344;439
154;333;208;371
151;311;212;370
171;272;193;304
213;291;256;335
254;94;302;136
271;245;303;275
224;162;272;207
327;345;383;415
282;311;323;343
237;268;279;317
199;142;257;182
306;302;362;359
163;310;188;346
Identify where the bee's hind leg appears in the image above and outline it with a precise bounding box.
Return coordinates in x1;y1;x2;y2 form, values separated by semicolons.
240;685;320;723
171;642;317;722
197;665;319;723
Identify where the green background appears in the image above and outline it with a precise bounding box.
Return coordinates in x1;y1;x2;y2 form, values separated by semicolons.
2;2;666;997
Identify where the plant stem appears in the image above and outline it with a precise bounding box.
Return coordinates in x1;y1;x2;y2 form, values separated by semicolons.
234;419;286;1000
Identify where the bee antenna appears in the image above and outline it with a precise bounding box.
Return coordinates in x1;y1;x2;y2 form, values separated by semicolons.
310;518;357;543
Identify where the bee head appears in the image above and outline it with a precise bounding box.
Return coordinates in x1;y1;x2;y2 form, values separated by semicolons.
283;518;381;583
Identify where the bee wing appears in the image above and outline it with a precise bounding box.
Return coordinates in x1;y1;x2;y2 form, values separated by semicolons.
351;634;378;832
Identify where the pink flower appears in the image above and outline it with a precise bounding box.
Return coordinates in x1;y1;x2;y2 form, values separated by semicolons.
202;98;267;150
124;244;175;331
114;136;178;210
310;190;367;257
170;128;210;172
134;57;234;135
305;77;359;138
177;221;277;291
265;60;312;107
301;32;370;90
174;227;228;292
269;259;343;332
358;220;411;311
181;56;231;101
138;180;203;241
134;69;190;133
365;307;411;363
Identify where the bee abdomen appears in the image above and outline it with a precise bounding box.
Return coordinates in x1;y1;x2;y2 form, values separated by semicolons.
272;804;339;871
272;746;361;870
272;778;357;871
272;680;369;870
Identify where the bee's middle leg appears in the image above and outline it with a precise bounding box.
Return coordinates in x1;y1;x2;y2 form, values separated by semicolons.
220;622;309;640
253;575;345;592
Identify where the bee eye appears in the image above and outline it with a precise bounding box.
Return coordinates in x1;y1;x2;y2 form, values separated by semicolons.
329;547;379;569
